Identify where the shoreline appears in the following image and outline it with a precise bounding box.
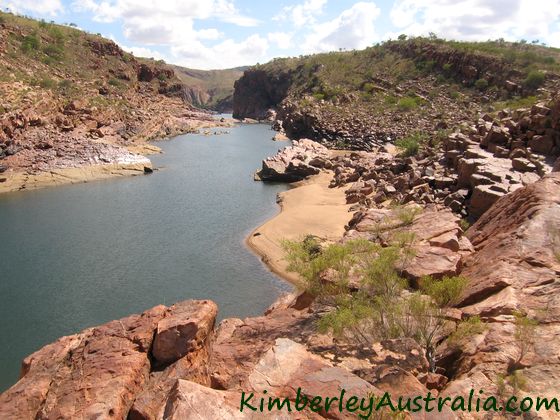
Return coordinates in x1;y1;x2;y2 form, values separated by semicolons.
0;118;235;195
246;170;352;285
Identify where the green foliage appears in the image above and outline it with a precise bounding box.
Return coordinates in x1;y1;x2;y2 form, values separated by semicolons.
396;96;420;111
513;311;538;363
420;275;469;307
284;231;459;370
282;237;376;295
474;78;489;90
398;34;407;41
459;218;470;232
21;34;40;53
395;131;427;156
395;205;422;226
58;79;74;95
523;70;545;90
448;315;487;346
312;92;325;101
493;95;537;111
37;77;56;89
43;43;64;59
107;78;122;87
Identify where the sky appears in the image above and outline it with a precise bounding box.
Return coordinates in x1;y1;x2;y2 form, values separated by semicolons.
1;0;560;70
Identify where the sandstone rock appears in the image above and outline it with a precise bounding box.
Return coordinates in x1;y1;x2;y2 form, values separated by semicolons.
152;300;217;365
529;134;555;155
403;246;462;281
512;157;537;172
0;304;168;419
257;139;330;182
468;185;504;219
444;174;560;399
161;380;290;420
0;300;219;419
248;338;382;419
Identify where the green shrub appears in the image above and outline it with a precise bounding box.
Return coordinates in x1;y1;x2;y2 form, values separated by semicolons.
395;131;427;156
397;96;419;111
108;78;121;87
474;78;489;90
459;218;470;231
38;78;56;89
448;315;487;346
384;94;398;105
312;92;325;101
363;82;375;93
442;63;452;72
420;275;469;307
21;34;40;53
395;206;422;226
43;44;64;59
523;70;545;90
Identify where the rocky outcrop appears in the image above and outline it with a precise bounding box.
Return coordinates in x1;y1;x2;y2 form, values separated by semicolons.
346;205;473;282
232;69;292;120
256;139;330;182
441;173;560;404
384;39;515;88
0;300;217;419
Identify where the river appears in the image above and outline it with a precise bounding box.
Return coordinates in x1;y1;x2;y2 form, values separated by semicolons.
0;121;291;391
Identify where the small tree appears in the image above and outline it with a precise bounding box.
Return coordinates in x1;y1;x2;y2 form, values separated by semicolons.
523;70;545;90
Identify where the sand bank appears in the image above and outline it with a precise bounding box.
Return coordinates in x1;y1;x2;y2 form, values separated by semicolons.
246;170;352;284
0;161;151;194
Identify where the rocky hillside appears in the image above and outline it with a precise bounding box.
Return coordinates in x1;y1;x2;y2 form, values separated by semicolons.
0;12;232;192
172;66;246;112
234;37;560;150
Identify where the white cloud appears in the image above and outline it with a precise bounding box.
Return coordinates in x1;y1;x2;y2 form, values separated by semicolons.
72;0;258;25
303;2;381;53
121;45;167;61
390;0;560;47
268;31;293;50
70;0;263;68
1;0;64;16
275;0;327;27
170;34;269;69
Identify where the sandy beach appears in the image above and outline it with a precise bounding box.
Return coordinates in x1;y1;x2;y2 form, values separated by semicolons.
246;170;352;284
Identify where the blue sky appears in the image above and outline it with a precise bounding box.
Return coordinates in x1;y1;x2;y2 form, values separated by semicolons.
2;0;560;69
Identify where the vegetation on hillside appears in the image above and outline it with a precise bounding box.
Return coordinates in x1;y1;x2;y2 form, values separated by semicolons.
0;11;240;111
282;210;484;370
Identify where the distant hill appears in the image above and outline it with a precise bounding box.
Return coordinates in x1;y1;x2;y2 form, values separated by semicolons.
172;66;247;112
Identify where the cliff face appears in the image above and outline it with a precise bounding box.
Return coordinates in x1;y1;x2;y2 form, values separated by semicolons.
232;69;292;119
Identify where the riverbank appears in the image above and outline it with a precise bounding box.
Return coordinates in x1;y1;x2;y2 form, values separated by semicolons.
246;170;352;284
0;118;235;194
